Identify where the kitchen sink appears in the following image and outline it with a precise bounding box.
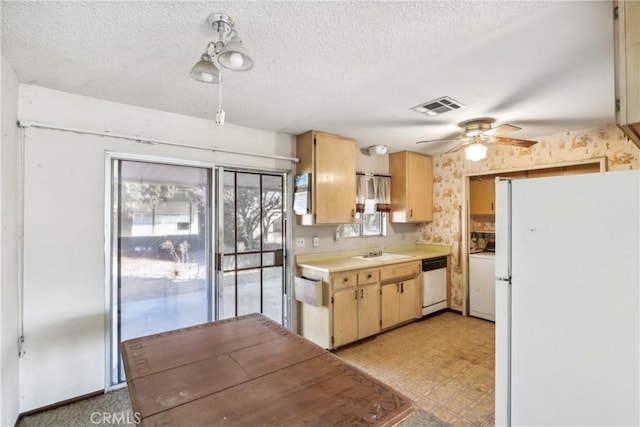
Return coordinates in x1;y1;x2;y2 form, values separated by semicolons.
351;253;412;261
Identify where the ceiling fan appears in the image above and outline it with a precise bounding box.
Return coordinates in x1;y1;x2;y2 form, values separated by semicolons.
416;118;538;161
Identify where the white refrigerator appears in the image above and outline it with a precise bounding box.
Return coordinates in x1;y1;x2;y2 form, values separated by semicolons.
495;170;640;426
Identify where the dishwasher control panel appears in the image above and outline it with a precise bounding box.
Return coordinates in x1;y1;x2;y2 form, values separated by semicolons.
422;256;447;271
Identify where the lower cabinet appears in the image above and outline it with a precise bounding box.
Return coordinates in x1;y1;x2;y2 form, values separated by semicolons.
381;278;420;329
332;283;380;348
297;261;421;349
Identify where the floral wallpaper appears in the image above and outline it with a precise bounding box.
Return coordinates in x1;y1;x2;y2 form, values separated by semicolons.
418;124;640;311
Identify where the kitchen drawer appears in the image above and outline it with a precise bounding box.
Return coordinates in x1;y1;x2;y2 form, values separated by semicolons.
380;261;420;283
357;270;379;285
331;272;358;290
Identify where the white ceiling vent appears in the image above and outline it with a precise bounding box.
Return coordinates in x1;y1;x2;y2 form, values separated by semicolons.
411;96;466;116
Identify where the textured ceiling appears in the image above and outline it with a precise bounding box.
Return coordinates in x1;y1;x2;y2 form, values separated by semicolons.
1;1;615;154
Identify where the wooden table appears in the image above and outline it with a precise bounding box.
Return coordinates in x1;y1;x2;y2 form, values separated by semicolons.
121;313;415;426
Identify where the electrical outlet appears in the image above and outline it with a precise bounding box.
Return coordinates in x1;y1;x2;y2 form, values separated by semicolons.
296;237;305;247
313;236;319;247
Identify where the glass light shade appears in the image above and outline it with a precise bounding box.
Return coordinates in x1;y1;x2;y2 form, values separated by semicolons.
217;36;254;71
190;54;221;83
465;143;488;161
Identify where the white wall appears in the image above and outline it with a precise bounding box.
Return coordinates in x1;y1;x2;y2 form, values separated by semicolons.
18;85;294;412
1;56;21;426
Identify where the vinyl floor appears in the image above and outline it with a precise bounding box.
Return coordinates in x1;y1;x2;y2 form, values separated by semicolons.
335;311;495;426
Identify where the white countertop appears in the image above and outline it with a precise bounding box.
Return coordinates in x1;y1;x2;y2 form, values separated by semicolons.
295;244;452;273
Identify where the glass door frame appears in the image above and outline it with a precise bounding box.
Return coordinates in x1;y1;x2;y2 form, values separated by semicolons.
214;165;292;326
104;153;293;389
105;152;217;389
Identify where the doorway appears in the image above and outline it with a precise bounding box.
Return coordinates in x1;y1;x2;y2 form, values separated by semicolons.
109;158;289;386
216;169;286;324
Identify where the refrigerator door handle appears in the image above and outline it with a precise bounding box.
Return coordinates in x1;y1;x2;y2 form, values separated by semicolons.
496;276;512;283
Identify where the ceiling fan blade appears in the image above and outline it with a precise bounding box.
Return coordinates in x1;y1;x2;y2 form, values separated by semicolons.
493;136;538;148
415;138;460;145
482;124;521;136
444;141;470;154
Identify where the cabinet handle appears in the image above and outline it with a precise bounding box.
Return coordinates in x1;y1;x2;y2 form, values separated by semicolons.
344;277;349;282
360;289;363;299
354;289;358;299
401;282;404;294
491;202;494;211
367;274;372;279
396;284;400;293
351;209;355;218
410;209;413;218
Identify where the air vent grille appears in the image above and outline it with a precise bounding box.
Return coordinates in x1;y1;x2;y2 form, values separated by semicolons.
411;96;465;116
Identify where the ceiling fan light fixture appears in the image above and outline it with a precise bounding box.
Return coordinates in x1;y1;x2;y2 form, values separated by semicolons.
465;143;487;161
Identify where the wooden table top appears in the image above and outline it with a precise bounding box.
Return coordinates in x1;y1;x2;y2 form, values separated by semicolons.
121;313;415;426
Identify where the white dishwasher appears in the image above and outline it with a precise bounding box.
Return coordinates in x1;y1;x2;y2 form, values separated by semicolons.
469;251;495;321
422;256;448;316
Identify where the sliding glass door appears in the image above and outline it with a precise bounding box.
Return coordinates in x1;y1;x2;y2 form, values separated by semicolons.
109;158;289;386
217;169;286;324
110;159;212;384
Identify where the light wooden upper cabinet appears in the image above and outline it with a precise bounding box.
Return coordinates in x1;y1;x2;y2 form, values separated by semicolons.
615;0;640;147
469;176;495;216
296;131;356;225
389;151;433;223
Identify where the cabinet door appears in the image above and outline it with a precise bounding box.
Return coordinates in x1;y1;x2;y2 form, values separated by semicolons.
398;278;421;322
407;152;432;221
358;284;380;339
332;288;358;347
315;133;356;224
470;177;495;215
381;283;400;329
390;151;433;223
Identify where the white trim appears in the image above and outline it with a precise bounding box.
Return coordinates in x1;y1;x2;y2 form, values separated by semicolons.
18;120;299;163
18;127;26;356
104;153;114;390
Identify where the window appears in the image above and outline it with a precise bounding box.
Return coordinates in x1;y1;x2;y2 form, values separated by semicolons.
343;174;390;238
343;211;386;238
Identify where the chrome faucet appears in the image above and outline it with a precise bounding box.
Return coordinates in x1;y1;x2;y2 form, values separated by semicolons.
364;248;384;258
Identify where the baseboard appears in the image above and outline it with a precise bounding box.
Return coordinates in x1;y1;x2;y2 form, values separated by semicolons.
447;308;463;315
15;389;104;426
